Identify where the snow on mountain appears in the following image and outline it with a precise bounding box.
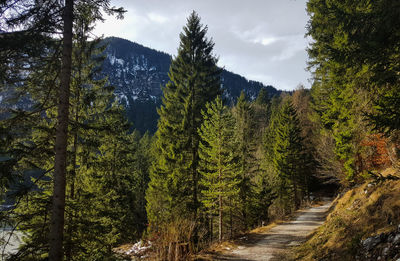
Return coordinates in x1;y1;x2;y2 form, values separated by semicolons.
100;37;280;133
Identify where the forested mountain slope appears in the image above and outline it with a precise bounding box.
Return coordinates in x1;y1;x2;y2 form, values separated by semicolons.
100;37;280;133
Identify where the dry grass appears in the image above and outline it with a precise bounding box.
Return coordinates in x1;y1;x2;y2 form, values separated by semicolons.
381;167;400;178
292;176;400;261
193;220;282;260
250;221;279;234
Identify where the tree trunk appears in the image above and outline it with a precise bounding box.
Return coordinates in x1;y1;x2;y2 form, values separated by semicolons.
292;174;299;209
65;112;79;261
230;199;233;239
219;194;222;242
210;214;213;242
49;0;73;260
218;144;223;242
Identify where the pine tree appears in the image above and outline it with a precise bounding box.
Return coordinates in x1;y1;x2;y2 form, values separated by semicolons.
369;87;400;135
7;23;147;260
250;90;278;226
292;88;319;199
255;88;270;106
253;88;271;138
146;11;221;239
50;0;73;257
198;96;239;242
1;1;126;258
232;91;258;230
306;0;400;180
272;99;305;211
251;173;276;226
79;110;141;256
310;70;367;180
132;132;152;233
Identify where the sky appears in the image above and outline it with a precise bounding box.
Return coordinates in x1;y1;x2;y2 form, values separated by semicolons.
94;0;312;91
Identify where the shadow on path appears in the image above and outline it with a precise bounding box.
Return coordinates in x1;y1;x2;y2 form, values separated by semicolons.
200;201;332;261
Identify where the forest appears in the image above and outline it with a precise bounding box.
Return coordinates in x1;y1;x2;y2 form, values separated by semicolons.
0;0;399;260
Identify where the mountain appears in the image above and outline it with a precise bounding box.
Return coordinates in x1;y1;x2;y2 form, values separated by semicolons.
100;37;280;133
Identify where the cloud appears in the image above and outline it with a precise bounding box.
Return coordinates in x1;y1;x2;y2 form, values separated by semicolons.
147;13;169;24
94;0;311;91
258;37;278;46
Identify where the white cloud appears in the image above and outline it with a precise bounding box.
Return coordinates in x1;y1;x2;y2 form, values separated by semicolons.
94;0;312;91
259;37;278;46
271;34;307;61
147;13;169;24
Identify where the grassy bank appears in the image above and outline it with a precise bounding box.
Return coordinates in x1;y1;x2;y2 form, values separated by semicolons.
292;176;400;260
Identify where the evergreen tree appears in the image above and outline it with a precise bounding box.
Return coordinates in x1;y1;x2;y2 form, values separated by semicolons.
132;132;153;232
309;67;370;181
6;20;146;260
249;90;278;227
292;88;319;197
198;96;239;242
1;1;126;258
146;11;221;240
369;86;400;135
255;88;270;106
10;62;144;261
50;1;73;257
262;94;284;164
78;111;141;257
232;91;257;230
306;0;399;90
251;173;276;226
272;100;305;211
253;88;271;137
306;0;400;181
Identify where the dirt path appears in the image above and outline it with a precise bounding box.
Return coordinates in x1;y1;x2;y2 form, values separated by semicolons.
211;200;332;261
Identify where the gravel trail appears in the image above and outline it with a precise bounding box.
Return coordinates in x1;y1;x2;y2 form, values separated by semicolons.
213;200;332;261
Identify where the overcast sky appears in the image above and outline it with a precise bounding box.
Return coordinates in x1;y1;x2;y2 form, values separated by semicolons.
94;0;311;91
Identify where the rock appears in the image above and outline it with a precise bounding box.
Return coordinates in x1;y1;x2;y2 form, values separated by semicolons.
393;234;400;244
382;247;389;256
362;234;384;251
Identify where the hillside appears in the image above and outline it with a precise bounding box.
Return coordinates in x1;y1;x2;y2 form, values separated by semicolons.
100;37;280;133
291;172;400;261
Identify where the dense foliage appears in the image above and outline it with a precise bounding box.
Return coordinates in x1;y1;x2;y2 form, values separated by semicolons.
307;0;400;182
146;12;222;249
198;96;238;242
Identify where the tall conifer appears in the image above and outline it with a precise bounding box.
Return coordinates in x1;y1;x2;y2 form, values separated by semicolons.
232;92;257;230
273;100;305;211
146;11;221;236
198;96;239;242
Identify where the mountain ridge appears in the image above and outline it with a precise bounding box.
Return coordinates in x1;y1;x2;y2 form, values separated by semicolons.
100;37;281;133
